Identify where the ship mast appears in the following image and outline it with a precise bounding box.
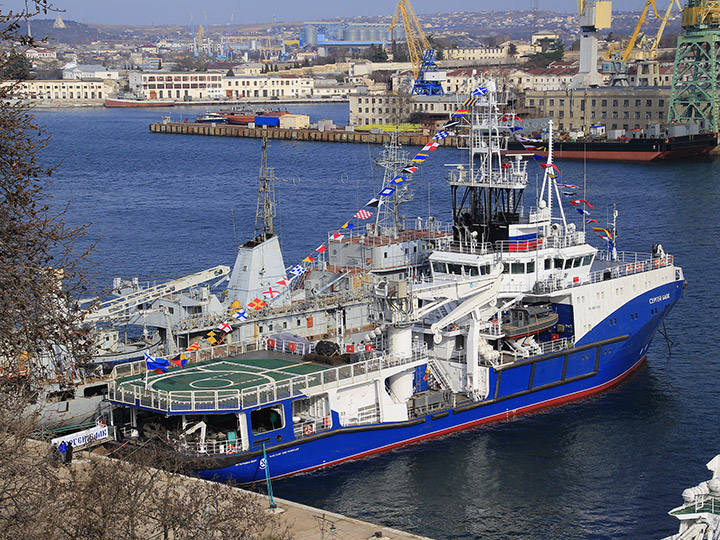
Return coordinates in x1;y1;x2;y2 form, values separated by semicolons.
447;80;529;247
373;131;413;238
254;136;291;242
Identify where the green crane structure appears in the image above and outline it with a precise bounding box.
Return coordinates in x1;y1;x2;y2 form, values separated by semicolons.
668;0;720;130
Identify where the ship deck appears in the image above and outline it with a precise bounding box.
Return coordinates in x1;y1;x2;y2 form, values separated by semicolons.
119;356;330;395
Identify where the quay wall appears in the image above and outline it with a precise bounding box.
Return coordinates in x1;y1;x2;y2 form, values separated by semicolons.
149;121;459;147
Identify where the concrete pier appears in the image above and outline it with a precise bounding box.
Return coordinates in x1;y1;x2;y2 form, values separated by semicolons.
149;121;459;147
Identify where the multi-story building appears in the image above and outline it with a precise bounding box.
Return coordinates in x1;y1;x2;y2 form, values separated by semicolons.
2;79;114;103
222;75;314;99
349;94;459;126
62;64;119;80
522;87;671;133
128;71;224;100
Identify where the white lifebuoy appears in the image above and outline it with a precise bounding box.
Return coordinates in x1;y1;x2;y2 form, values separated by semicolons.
304;425;313;435
226;444;235;455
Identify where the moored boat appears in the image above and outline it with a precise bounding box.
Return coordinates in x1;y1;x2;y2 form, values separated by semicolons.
507;131;717;162
106;80;684;484
662;455;720;540
104;97;175;108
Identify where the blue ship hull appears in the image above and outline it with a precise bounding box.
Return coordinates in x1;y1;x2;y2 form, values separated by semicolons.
192;279;684;484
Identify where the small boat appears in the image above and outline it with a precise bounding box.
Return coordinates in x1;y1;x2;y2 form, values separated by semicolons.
662;455;720;540
195;112;227;124
104;97;175;108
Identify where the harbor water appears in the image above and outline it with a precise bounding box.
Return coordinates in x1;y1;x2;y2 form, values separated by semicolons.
37;103;720;539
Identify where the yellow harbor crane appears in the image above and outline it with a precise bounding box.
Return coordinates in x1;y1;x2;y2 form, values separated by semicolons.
622;0;660;62
387;0;445;95
650;0;682;56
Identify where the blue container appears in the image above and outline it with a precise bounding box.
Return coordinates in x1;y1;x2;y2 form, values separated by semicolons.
254;116;280;127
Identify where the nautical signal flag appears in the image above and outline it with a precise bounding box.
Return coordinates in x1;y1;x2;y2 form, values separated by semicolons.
341;221;354;230
263;287;280;298
586;218;599;224
411;153;429;162
233;308;248;320
186;342;200;352
289;265;306;276
354;209;372;220
540;163;560;172
433;131;449;140
501;162;511;169
302;255;315;263
402;166;418;174
576;207;591;216
462;96;479;108
422;142;439;152
276;278;289;287
392;175;407;184
365;198;382;208
558;183;580;189
316;245;327;253
331;232;344;241
144;352;169;373
169;354;189;368
248;298;267;310
472;86;488;95
452;109;469;117
570;199;594;209
218;321;233;333
592;227;613;240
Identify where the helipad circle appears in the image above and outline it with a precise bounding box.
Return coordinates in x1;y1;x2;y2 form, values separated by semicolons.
190;378;235;389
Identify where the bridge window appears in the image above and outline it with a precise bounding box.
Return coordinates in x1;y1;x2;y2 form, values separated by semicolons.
432;261;447;273
582;255;593;266
465;265;479;276
554;258;564;269
564;259;574;269
448;263;463;275
251;406;284;434
480;264;491;275
526;261;535;273
573;257;582;268
511;262;524;274
545;259;552;270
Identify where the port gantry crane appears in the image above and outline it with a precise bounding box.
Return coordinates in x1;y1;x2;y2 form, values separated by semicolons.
668;0;720;131
387;0;445;95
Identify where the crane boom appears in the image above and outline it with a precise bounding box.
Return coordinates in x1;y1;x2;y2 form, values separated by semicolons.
622;0;659;62
651;0;682;55
84;265;230;323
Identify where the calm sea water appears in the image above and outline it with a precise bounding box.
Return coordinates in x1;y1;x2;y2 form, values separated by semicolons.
36;103;720;539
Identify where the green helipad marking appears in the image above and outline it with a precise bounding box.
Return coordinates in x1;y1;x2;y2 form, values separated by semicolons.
120;356;330;395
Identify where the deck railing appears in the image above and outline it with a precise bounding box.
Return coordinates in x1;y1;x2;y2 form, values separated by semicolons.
533;254;674;294
108;342;428;414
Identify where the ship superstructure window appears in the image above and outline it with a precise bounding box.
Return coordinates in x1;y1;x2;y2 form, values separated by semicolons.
448;263;463;275
545;259;552;270
573;257;583;268
511;262;524;274
583;255;593;266
564;259;574;270
250;406;284;434
465;265;479;276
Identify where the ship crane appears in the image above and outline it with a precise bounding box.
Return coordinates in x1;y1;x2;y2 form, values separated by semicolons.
83;265;230;323
387;0;445;95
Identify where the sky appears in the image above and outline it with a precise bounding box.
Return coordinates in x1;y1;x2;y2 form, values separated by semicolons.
0;0;593;26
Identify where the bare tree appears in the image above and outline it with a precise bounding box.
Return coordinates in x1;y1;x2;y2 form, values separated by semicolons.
0;5;290;540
